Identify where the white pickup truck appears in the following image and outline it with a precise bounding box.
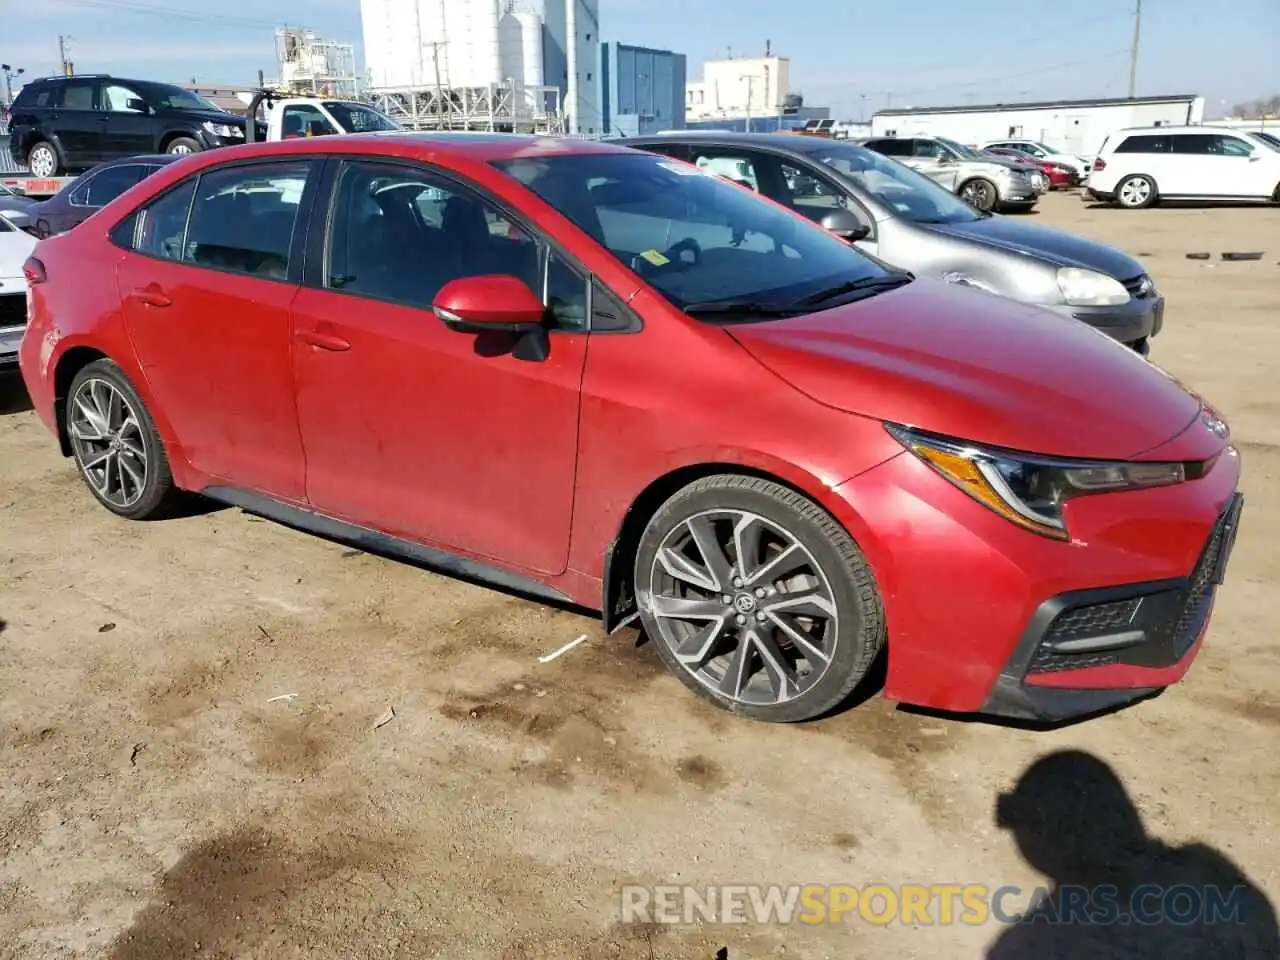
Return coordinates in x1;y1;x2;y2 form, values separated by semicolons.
263;98;401;141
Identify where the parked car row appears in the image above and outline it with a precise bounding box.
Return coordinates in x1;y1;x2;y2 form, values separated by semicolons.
13;133;1242;727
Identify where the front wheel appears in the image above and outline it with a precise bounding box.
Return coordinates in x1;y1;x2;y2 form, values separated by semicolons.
959;178;998;212
66;359;181;520
165;137;201;156
634;475;886;723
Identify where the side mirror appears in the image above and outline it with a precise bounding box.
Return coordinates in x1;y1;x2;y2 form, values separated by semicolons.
819;208;871;242
125;98;150;113
433;275;545;334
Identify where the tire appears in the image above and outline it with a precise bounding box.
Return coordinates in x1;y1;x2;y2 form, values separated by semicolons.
26;141;61;178
1116;174;1157;209
634;474;886;723
65;359;181;520
165;137;202;156
959;178;998;212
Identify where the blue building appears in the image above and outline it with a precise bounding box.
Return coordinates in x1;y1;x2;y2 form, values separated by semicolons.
598;42;687;137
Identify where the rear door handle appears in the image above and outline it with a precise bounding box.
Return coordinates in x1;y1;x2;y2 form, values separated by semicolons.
296;330;351;352
129;286;171;307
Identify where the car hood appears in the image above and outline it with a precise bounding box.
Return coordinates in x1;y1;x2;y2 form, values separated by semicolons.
727;280;1200;461
928;216;1145;278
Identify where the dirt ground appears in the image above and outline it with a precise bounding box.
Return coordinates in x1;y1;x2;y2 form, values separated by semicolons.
1;191;1278;960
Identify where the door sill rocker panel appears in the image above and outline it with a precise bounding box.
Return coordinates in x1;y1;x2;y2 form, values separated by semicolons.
201;484;576;608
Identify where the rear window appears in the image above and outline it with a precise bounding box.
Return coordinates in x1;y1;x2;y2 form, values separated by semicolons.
13;83;57;110
1114;135;1171;154
866;139;912;157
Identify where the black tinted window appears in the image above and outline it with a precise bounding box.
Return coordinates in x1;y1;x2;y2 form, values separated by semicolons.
545;252;588;330
184;162;312;280
1171;134;1253;156
867;139;911;157
81;165;149;207
778;161;849;224
133;181;197;260
326;160;539;309
60;81;96;111
1114;135;1171;153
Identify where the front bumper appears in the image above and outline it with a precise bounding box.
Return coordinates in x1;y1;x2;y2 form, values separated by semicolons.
981;492;1244;721
829;437;1242;719
1043;292;1164;350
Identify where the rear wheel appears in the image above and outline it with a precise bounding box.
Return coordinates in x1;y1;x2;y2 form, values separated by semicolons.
1116;174;1157;209
634;475;885;723
165;137;201;156
959;178;998;212
26;141;60;177
66;359;181;520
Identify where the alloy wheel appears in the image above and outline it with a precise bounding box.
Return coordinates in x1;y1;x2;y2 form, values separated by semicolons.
68;377;149;510
28;145;56;178
962;180;994;210
1120;178;1151;207
646;509;839;707
169;143;194;155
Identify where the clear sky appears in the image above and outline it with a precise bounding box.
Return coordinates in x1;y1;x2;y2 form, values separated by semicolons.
4;0;1278;118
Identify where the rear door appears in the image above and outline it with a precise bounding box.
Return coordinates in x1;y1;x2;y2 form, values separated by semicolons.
51;78;106;165
101;82;157;159
114;159;321;500
1170;133;1273;198
1112;133;1174;190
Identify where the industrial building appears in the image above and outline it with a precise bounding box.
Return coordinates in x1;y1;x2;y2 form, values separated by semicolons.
598;42;686;137
686;55;790;123
360;0;600;133
870;94;1206;156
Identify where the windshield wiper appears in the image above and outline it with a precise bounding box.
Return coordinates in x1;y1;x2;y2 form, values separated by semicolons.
798;273;913;307
683;300;797;317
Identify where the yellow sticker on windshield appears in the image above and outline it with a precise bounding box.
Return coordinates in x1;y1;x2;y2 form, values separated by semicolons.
639;249;670;266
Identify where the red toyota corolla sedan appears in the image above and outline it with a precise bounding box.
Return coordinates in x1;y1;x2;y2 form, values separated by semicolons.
18;134;1243;724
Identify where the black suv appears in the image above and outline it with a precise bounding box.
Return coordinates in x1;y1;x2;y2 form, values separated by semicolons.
7;75;256;177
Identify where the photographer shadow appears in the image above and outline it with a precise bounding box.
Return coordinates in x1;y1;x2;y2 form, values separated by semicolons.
987;749;1278;959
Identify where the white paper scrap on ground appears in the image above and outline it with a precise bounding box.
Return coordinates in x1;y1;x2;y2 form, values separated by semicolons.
538;634;589;664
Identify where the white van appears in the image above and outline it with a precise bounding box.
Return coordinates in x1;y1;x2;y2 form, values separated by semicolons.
1086;125;1280;208
694;155;760;191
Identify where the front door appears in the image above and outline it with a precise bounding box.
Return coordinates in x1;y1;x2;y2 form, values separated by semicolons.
291;158;587;575
101;82;157;159
52;78;106;165
907;139;960;190
115;159;319;500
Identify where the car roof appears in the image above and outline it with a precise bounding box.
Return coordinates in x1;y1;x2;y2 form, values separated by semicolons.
224;131;638;163
1110;125;1251;135
621;130;839;157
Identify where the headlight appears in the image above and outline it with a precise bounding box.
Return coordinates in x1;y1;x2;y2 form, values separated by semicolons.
886;424;1185;540
1056;267;1128;306
202;121;242;138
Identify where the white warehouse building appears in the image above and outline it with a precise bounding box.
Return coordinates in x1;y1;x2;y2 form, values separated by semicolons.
870;94;1206;157
360;0;601;133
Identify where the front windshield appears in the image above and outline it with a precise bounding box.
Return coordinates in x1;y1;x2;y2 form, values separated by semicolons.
491;151;892;315
137;82;220;112
936;137;982;160
808;142;982;225
322;101;400;132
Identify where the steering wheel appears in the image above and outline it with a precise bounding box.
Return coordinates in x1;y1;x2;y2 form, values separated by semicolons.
665;237;702;268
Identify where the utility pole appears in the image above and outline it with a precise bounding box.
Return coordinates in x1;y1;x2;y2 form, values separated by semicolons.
1127;0;1142;98
428;41;445;122
741;73;755;132
58;35;73;76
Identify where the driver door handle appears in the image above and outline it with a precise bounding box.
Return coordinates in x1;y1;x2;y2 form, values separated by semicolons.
296;329;351;352
128;285;171;308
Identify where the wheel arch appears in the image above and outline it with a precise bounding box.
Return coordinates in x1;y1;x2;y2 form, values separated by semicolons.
600;459;860;633
52;346;110;455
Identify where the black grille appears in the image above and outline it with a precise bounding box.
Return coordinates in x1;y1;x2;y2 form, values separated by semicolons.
1120;274;1154;299
1028;500;1238;675
0;292;25;328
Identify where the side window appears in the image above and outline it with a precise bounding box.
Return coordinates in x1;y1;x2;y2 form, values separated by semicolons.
325;160;539;309
103;85;144;112
544;252;588;330
184;161;313;280
77;165;148;207
872;139;911;157
779;161;847;224
590;278;635;332
34;87;55;108
131;180;198;260
281;105;336;138
1115;135;1170;154
641;143;690;163
1216;136;1254;157
912;140;943;159
689;150;760;192
59;80;97;112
